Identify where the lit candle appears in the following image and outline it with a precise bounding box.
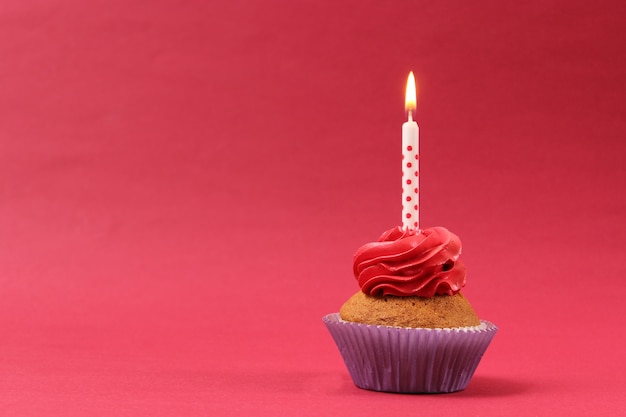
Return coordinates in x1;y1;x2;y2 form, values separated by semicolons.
402;71;419;230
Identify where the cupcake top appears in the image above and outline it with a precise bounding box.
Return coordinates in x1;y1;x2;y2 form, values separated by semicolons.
353;226;466;298
339;291;480;328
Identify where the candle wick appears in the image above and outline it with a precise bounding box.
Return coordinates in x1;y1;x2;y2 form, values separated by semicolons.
408;110;413;122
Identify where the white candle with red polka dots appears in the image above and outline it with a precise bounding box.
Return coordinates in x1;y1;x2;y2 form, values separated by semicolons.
402;71;419;231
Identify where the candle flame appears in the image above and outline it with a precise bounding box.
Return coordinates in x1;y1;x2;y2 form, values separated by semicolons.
405;71;417;113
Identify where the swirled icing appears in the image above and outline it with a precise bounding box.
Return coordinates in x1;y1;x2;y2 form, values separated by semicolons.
353;226;466;298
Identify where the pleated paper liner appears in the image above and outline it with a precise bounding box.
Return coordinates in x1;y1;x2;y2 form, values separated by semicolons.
323;313;497;393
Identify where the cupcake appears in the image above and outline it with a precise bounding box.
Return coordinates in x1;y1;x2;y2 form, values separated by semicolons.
323;226;497;393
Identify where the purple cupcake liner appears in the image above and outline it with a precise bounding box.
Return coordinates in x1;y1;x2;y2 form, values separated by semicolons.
323;313;497;393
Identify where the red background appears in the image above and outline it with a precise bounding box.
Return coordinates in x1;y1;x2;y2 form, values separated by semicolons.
1;0;625;415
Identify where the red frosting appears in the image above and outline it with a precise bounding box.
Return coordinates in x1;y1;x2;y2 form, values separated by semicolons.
353;226;467;298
